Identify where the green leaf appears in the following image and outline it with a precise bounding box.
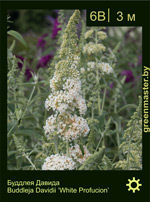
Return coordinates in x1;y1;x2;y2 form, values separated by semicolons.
16;129;39;137
8;100;24;105
7;30;27;47
79;144;84;156
118;104;137;113
7;151;17;157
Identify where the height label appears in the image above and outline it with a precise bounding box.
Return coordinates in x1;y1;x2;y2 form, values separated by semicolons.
87;8;137;26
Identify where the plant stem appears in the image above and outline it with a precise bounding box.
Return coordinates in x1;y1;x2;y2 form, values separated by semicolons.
115;121;120;147
92;104;94;118
98;91;101;115
101;81;106;115
96;131;104;151
21;85;36;119
13;85;17;117
66;141;69;157
95;28;101;116
114;121;122;160
54;134;59;153
127;129;133;170
101;89;106;115
24;153;37;170
7;120;18;137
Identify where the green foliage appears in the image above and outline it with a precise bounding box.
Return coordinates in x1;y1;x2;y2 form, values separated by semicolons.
7;37;51;170
114;96;142;170
13;134;25;154
100;155;113;170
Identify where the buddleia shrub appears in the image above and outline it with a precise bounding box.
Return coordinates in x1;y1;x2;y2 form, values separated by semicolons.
7;10;142;170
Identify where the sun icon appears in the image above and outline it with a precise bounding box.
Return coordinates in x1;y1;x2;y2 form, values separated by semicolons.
126;177;142;193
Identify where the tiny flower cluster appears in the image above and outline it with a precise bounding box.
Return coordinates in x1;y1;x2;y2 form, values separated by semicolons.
45;78;87;115
44;113;90;141
42;154;76;170
69;144;91;164
81;62;113;75
85;30;94;39
80;67;86;74
37;54;53;69
87;61;96;71
83;42;105;55
97;31;107;40
87;61;95;69
37;33;48;49
98;62;114;75
84;29;107;41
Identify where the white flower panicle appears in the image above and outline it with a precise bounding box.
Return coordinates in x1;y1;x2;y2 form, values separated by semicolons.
46;78;87;115
42;154;76;170
44;113;90;141
98;62;114;74
43;10;90;170
44;11;89;142
69;144;91;164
